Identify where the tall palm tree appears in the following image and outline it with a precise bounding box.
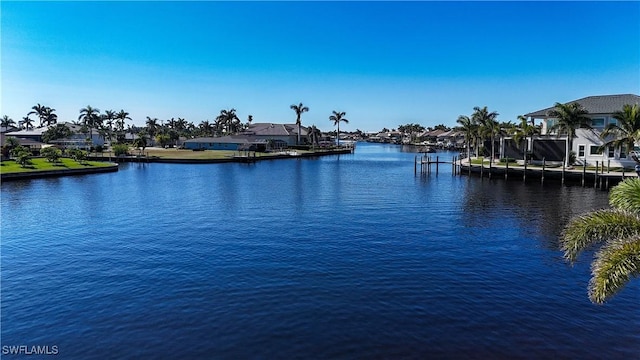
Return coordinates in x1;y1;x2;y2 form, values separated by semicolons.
559;178;640;304
102;110;116;144
547;102;592;167
28;103;48;127
42;107;57;127
1;115;16;128
600;104;640;156
472;106;500;161
512;115;540;164
20;116;35;130
198;120;214;137
115;110;131;131
329;110;349;146
290;102;309;145
456;115;477;160
145;117;160;138
79;105;100;140
216;109;240;135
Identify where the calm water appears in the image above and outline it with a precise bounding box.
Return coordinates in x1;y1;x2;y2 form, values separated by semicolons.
1;142;638;359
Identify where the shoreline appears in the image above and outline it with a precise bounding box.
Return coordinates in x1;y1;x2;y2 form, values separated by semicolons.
88;148;353;164
0;149;352;182
1;163;119;182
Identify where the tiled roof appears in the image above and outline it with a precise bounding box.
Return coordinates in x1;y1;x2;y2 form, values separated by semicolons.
525;94;640;118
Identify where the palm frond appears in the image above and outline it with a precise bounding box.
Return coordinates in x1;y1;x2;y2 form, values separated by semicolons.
560;209;640;263
609;178;640;212
588;235;640;304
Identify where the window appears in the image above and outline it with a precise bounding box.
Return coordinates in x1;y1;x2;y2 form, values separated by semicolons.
589;145;603;155
608;146;615;158
591;118;605;127
578;145;585;157
608;118;617;126
621;145;627;159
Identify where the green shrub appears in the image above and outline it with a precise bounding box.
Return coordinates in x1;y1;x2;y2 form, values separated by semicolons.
11;146;32;167
41;147;62;163
112;144;130;156
499;157;517;163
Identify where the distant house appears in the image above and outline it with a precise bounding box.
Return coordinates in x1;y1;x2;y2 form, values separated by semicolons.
0;133;46;154
6;122;104;149
243;123;308;146
523;94;640;166
183;136;268;151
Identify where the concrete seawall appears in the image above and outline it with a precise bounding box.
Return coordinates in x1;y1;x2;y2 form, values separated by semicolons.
1;164;119;182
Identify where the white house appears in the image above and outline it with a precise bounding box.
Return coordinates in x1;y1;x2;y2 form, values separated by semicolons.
6;122;104;149
524;94;640;167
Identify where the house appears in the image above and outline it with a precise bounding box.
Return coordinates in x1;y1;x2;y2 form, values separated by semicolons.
0;133;46;157
522;94;640;166
183;136;268;151
242;123;308;146
6;122;104;149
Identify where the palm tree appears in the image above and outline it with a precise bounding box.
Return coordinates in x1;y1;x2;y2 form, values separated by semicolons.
198;120;214;137
42;107;57;127
559;178;640;304
290;102;309;145
512;115;540;164
329;110;349;146
115;110;131;131
600;104;640;157
28;103;48;127
79;105;100;141
456;115;477;160
472;106;500;161
20;116;35;130
145;117;160;138
115;110;132;142
1;115;16;128
215;109;240;135
547;102;592;167
102;110;116;144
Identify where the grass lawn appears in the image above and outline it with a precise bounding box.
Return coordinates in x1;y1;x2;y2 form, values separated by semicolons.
1;157;114;174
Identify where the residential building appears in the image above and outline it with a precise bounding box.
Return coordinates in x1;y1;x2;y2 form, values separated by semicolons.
523;94;640;166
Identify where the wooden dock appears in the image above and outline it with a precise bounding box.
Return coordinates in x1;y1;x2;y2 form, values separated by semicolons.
415;155;635;190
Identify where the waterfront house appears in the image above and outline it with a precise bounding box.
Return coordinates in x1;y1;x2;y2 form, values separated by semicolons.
243;123;309;146
518;94;640;166
6;122;104;149
183;136;268;151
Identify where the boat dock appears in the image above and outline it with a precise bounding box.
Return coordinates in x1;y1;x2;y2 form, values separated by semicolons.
415;155;636;190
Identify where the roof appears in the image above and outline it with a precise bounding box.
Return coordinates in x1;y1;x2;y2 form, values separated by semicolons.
5;122;100;136
1;126;19;133
525;94;640;118
245;123;308;137
184;135;268;144
0;134;45;147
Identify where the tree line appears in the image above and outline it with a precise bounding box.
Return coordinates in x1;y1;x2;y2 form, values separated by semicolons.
1;102;352;147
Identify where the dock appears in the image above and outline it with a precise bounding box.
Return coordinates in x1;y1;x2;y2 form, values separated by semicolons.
415;155;635;190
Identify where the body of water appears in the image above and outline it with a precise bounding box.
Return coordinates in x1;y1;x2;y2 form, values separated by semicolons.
1;142;638;358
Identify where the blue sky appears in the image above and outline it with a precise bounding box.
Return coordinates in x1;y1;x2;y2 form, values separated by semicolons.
2;1;639;132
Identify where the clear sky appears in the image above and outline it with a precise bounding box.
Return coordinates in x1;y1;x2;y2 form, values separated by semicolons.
2;1;639;132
